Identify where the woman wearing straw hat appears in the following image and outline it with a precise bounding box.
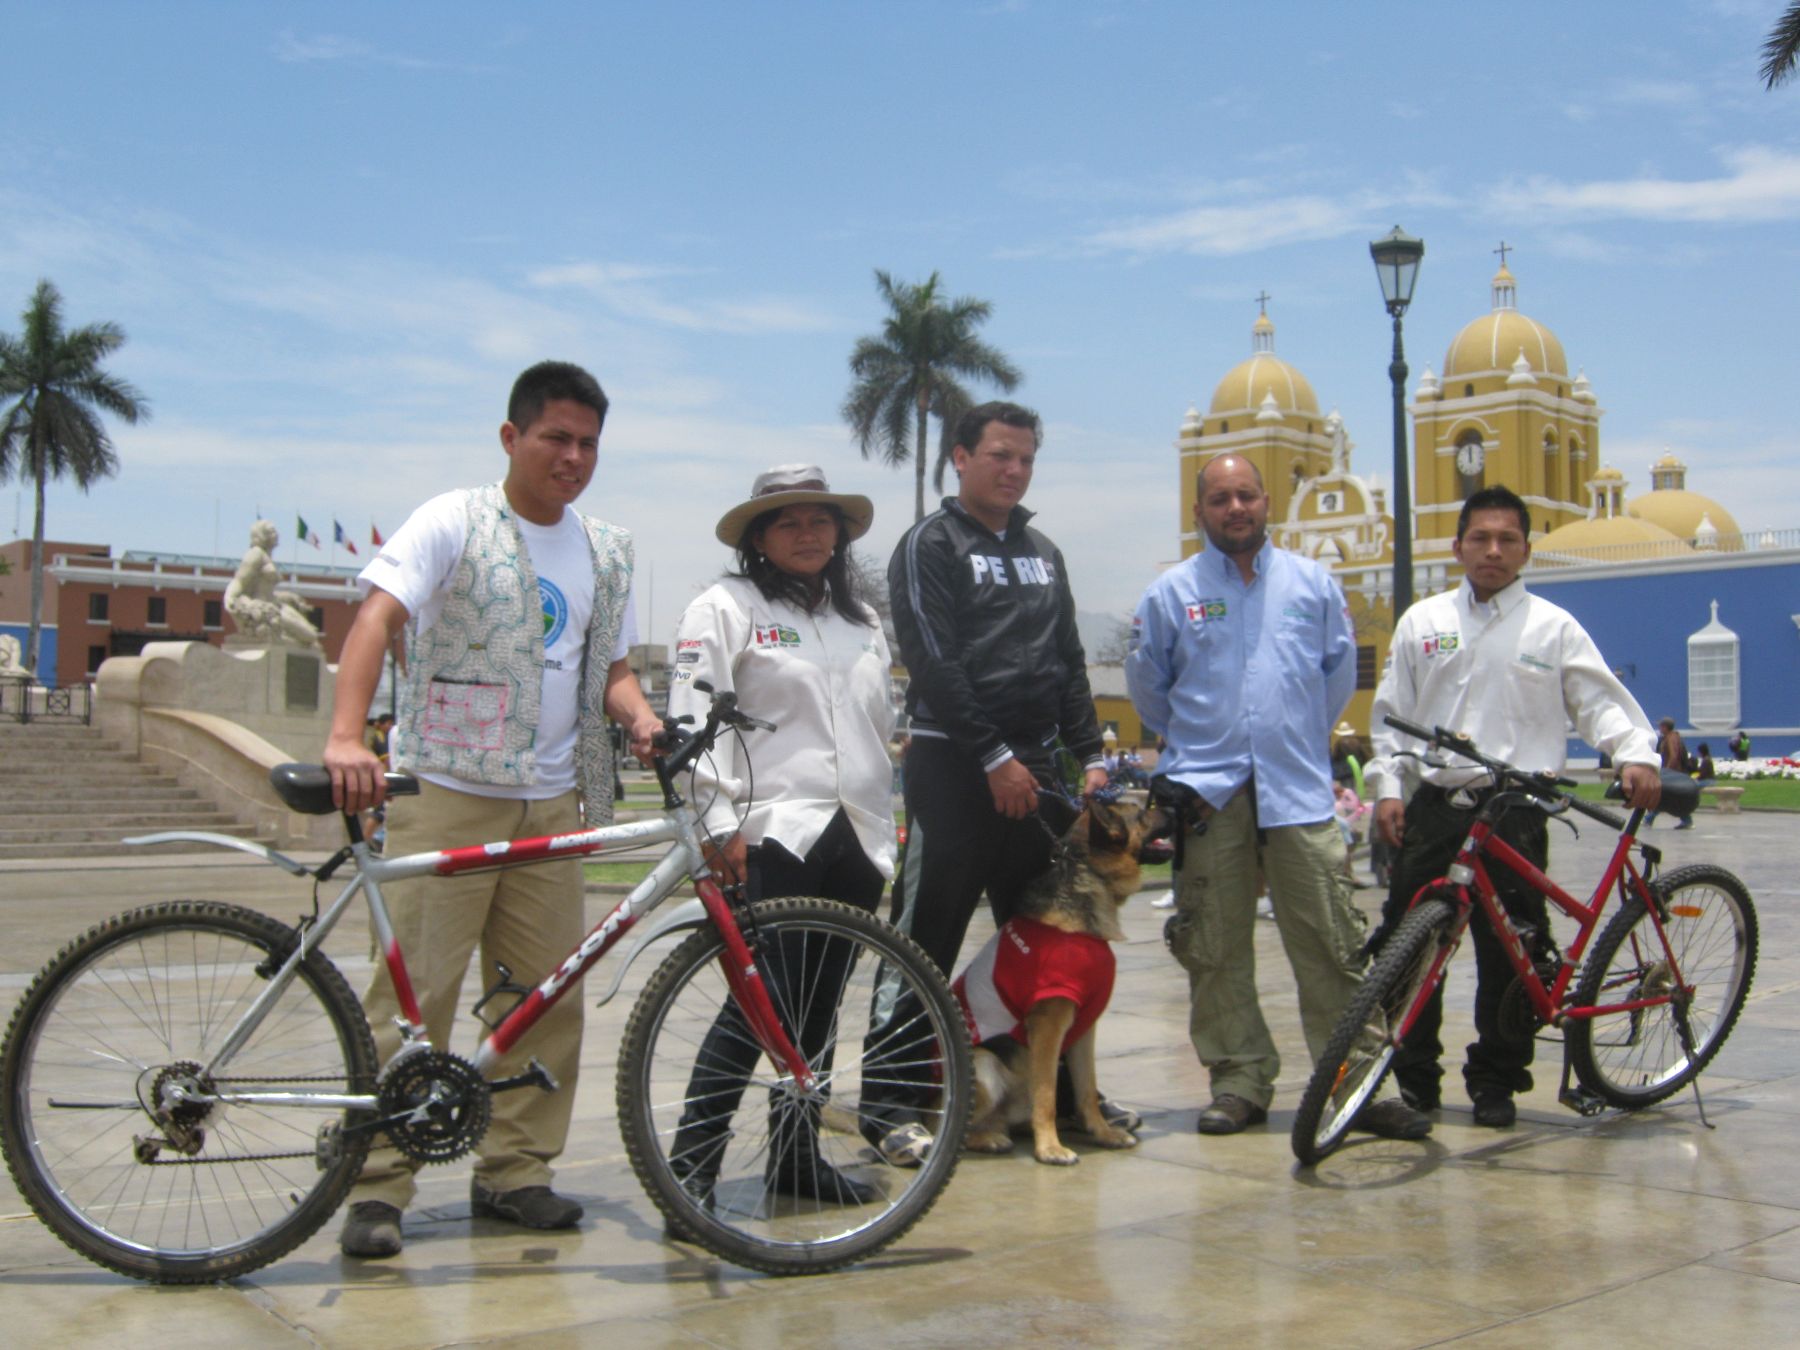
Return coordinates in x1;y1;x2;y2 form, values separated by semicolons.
665;464;894;1207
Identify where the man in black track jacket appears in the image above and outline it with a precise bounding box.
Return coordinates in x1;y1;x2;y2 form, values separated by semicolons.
863;400;1110;1165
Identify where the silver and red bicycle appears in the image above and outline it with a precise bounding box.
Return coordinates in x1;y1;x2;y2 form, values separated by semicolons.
0;684;970;1282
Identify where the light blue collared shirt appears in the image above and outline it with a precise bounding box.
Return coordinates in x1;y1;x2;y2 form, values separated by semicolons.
1126;540;1356;828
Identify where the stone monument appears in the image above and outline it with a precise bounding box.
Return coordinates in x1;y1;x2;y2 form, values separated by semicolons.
224;520;322;648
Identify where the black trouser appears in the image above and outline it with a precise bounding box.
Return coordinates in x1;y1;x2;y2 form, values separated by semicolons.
1380;786;1550;1106
862;734;1066;1134
672;810;884;1177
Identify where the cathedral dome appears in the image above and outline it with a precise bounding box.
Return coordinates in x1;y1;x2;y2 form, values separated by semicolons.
1209;311;1320;417
1442;265;1568;380
1625;452;1740;541
1535;513;1680;560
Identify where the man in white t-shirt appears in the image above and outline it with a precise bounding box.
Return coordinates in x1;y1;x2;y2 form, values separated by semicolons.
324;361;660;1259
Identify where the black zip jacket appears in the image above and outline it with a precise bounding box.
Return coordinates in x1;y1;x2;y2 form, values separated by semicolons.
888;497;1104;774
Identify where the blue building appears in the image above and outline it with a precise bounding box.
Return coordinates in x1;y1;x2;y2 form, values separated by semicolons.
1528;542;1800;762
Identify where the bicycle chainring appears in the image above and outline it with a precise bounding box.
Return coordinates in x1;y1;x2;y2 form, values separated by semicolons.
1497;962;1558;1050
377;1050;492;1164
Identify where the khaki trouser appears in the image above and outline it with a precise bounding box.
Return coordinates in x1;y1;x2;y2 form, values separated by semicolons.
1165;792;1367;1108
350;781;586;1209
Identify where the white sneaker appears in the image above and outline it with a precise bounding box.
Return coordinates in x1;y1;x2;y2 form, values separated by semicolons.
1150;890;1176;909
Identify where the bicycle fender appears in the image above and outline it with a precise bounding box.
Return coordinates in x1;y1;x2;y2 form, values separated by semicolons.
122;830;313;877
592;897;710;1008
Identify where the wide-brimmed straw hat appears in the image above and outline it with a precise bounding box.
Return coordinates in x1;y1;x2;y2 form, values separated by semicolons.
1333;722;1357;738
714;464;874;546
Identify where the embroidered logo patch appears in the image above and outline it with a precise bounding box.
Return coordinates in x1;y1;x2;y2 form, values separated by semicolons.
1422;632;1461;656
1186;599;1227;623
752;624;801;647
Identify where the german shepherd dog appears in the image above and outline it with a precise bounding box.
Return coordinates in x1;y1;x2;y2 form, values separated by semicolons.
953;795;1167;1165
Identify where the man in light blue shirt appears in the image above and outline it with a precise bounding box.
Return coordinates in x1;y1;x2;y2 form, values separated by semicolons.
1127;455;1428;1141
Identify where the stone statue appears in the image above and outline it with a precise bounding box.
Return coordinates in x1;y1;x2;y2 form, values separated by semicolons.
224;520;321;648
0;633;27;677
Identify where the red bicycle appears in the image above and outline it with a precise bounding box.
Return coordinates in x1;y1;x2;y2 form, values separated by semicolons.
0;684;970;1281
1293;715;1757;1165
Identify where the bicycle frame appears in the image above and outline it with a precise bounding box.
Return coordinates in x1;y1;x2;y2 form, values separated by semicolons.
130;789;819;1121
1400;795;1687;1038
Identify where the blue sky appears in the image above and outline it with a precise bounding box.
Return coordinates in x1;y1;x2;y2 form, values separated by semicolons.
4;0;1798;636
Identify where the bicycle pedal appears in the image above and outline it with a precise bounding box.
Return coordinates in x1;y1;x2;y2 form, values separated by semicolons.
488;1057;560;1095
1558;1086;1608;1117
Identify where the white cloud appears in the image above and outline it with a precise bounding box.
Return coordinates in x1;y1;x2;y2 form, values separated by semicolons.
526;261;835;335
1082;194;1375;257
271;30;481;73
1493;145;1800;223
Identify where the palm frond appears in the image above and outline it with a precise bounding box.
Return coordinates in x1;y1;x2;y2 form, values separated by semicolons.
1763;3;1800;88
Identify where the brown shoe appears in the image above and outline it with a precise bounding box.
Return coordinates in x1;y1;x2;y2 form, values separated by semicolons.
1193;1094;1269;1135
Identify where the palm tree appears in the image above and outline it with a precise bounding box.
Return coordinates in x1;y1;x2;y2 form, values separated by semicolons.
0;280;148;677
842;270;1022;521
1762;3;1800;87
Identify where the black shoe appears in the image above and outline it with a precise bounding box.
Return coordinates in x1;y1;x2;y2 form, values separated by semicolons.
340;1200;403;1258
1352;1097;1434;1140
766;1151;878;1205
1472;1094;1517;1128
1193;1094;1269;1135
768;1097;879;1204
1398;1083;1441;1113
469;1181;584;1229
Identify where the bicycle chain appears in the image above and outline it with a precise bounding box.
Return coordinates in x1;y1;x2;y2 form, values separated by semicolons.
134;1074;369;1165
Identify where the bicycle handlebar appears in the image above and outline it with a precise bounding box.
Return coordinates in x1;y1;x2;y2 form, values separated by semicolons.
1381;714;1628;832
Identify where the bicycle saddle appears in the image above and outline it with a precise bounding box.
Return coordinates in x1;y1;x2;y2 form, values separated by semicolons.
1603;768;1701;815
269;763;421;815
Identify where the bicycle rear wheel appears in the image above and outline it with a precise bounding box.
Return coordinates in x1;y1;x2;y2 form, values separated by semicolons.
0;902;377;1283
616;897;970;1274
1566;864;1756;1107
1291;896;1458;1166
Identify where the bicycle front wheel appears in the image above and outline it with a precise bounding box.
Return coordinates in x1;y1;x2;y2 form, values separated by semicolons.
1292;896;1458;1166
0;902;378;1283
616;897;971;1274
1566;864;1757;1107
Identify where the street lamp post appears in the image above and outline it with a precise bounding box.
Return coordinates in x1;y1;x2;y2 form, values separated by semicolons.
1369;226;1424;619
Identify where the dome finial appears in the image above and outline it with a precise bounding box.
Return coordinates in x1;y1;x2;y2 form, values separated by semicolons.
1492;243;1517;311
1251;297;1275;354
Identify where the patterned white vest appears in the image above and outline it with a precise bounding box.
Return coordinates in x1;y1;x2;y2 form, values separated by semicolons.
394;481;634;822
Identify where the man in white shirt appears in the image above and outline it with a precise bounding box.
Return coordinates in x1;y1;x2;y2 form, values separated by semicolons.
324;361;660;1258
1367;486;1661;1128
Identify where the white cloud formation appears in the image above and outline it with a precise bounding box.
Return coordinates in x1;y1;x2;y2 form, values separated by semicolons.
1081;194;1376;257
527;261;835;335
1493;146;1800;223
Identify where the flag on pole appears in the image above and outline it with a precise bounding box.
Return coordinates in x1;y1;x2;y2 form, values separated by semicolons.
371;522;385;548
334;520;358;555
297;515;322;549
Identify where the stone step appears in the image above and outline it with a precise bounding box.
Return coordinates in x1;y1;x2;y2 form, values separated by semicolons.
0;823;262;851
0;746;142;764
0;784;206;806
0;810;248;833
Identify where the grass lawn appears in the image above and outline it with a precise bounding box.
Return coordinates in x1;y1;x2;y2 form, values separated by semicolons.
1571;777;1800;810
582;860;658;885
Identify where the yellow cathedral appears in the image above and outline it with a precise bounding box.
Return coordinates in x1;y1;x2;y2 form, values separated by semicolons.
1172;256;1737;732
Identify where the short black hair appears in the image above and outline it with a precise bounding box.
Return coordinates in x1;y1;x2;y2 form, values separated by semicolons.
1457;485;1531;540
507;361;609;433
953;400;1041;454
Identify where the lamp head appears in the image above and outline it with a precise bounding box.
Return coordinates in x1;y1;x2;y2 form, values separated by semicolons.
1370;226;1425;315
